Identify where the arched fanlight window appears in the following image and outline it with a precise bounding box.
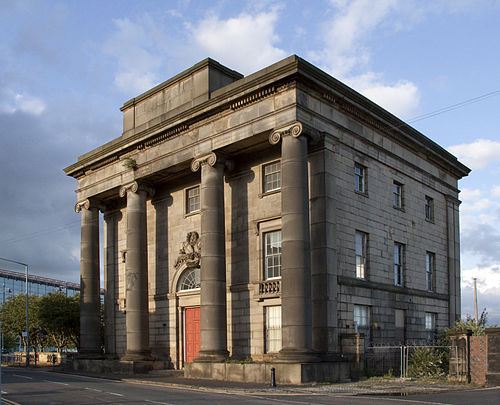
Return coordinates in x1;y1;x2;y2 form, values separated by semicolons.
177;267;200;291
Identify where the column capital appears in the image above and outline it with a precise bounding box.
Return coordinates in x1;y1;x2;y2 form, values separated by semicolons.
269;121;303;145
119;181;155;198
75;198;105;213
445;194;462;206
191;152;233;172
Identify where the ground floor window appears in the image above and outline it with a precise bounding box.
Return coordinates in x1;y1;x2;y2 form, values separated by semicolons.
425;312;436;342
354;305;370;331
265;305;282;353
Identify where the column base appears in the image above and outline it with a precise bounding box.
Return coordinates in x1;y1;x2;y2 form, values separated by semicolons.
275;348;320;363
194;350;229;363
121;350;154;362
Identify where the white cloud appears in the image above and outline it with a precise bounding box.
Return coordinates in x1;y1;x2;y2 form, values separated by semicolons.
460;198;493;214
461;264;500;324
491;186;500;197
0;90;46;116
315;0;397;77
192;10;287;75
460;188;482;201
307;0;419;119
448;139;500;170
347;74;420;119
103;17;163;95
462;265;500;293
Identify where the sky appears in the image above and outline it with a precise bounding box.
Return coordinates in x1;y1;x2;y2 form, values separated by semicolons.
0;0;499;325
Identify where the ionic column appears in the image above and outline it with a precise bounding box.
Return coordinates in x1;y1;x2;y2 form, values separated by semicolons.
270;122;318;363
191;152;229;362
75;199;102;358
120;181;154;361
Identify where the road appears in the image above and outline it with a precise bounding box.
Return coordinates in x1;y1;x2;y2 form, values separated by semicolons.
1;367;499;404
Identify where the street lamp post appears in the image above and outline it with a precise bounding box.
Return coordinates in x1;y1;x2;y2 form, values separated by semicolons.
0;258;29;367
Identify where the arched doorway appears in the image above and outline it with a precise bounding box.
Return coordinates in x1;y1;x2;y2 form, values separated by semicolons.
176;267;200;366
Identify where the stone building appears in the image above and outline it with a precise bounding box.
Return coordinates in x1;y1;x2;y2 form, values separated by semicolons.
64;56;469;380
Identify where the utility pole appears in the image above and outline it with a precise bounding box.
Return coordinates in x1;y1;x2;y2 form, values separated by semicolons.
473;278;478;326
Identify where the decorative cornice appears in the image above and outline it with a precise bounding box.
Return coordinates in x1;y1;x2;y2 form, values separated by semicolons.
230;85;276;110
138;124;189;150
269;121;303;145
119;181;155;198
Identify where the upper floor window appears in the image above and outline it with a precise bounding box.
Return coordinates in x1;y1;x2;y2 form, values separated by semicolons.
263;161;281;193
355;231;367;279
264;230;282;279
426;252;435;292
186;186;200;214
393;181;403;209
354;305;370;330
394;242;404;287
425;196;434;221
354;164;366;193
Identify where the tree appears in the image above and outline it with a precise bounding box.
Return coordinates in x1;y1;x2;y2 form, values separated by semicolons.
0;294;41;351
445;309;488;336
38;292;79;352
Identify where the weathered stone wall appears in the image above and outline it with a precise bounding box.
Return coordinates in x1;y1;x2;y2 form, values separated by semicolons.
70;57;467;372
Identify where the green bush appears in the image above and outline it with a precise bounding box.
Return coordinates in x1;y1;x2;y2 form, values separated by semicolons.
407;347;447;378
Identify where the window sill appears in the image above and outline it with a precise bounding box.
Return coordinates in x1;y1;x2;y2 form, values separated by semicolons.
184;210;200;218
354;190;369;198
425;218;435;224
393;206;405;212
259;189;281;199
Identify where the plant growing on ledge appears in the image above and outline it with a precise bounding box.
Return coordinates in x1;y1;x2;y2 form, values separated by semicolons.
123;157;138;170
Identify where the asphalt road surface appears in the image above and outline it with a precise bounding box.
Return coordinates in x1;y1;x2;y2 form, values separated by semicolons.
1;368;499;404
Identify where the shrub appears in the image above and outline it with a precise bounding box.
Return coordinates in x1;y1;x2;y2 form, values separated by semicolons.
407;347;447;378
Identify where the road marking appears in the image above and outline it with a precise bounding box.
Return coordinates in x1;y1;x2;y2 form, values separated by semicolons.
85;387;103;392
108;392;124;397
354;396;450;405
12;374;32;379
145;400;175;405
2;398;21;405
46;380;70;386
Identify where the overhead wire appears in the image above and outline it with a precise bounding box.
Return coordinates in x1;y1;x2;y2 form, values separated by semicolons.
0;90;499;246
0;220;81;245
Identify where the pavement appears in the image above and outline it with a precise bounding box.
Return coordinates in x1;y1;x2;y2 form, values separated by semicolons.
41;366;484;396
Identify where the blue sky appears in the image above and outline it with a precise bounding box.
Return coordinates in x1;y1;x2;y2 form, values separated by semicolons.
0;0;499;324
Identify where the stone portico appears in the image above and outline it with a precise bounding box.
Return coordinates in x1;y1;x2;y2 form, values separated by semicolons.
65;56;469;382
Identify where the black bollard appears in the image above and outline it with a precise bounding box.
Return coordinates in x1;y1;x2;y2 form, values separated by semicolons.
270;367;277;387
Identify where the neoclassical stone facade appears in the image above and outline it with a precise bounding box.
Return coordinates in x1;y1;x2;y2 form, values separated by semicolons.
65;56;469;380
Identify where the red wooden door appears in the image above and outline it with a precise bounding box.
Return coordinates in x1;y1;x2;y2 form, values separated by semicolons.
185;307;200;363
